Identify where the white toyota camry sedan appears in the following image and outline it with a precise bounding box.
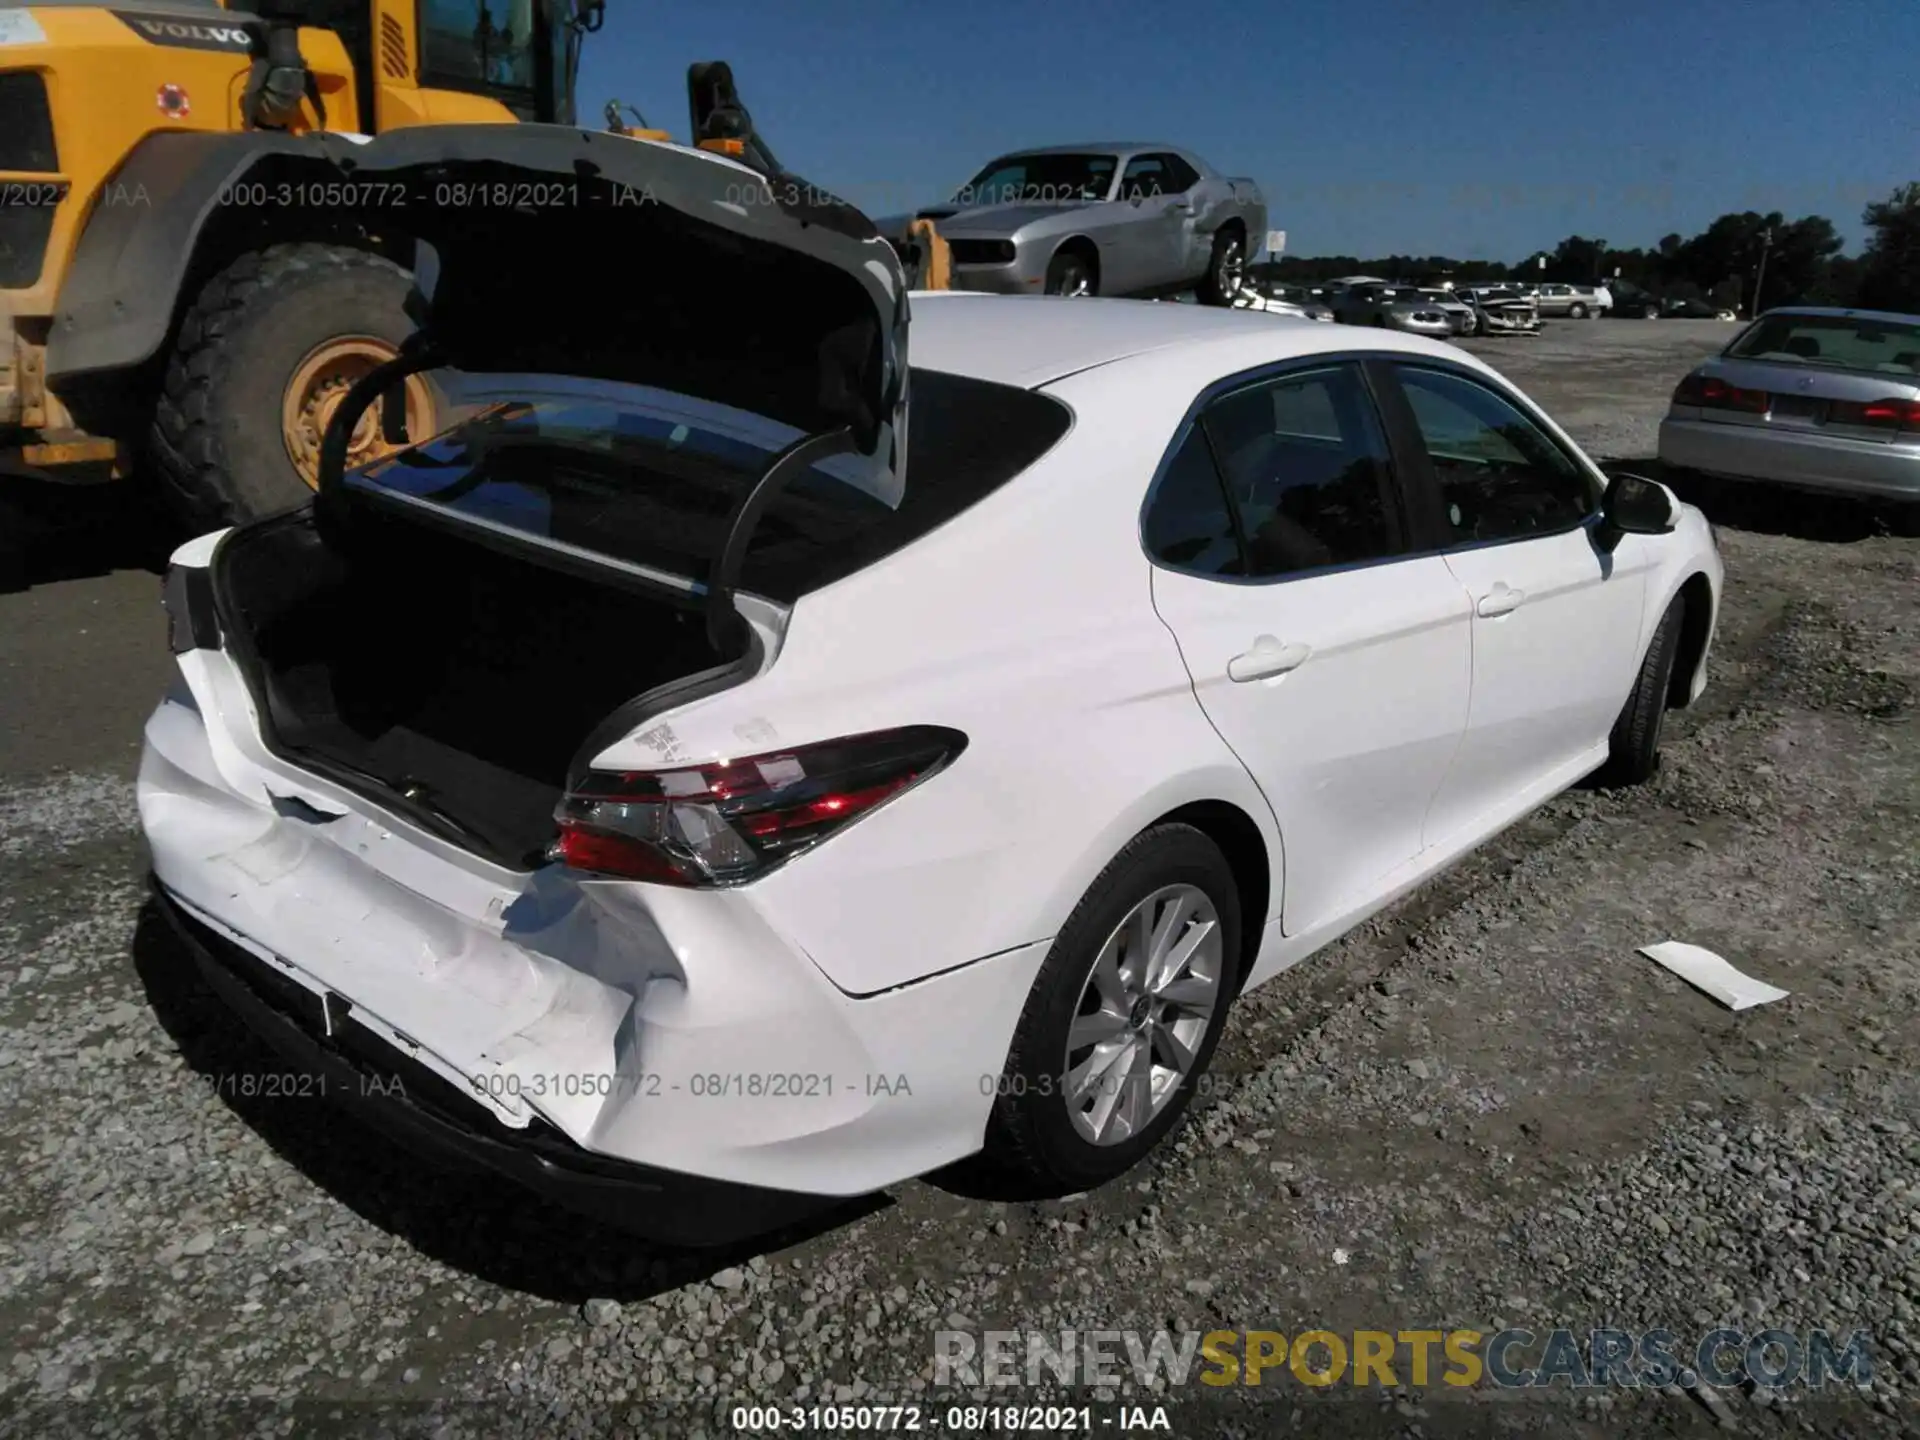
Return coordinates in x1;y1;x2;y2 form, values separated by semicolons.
138;128;1723;1246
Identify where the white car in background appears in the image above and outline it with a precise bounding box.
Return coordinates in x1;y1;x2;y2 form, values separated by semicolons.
1230;287;1334;321
138;129;1725;1247
1534;283;1613;319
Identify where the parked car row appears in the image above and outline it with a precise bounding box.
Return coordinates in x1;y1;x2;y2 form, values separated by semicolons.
1309;279;1542;338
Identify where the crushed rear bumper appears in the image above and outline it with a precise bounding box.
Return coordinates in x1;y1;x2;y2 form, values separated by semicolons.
151;877;841;1248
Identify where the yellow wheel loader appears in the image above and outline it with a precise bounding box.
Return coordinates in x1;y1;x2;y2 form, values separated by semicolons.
0;0;630;530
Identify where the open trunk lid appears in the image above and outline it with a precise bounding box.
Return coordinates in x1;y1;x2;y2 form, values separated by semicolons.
343;122;908;470
304;123;912;644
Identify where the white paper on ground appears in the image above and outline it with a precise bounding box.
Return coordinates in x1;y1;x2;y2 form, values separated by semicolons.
1638;941;1789;1011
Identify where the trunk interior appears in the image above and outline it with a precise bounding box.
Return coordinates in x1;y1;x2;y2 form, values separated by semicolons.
212;507;735;870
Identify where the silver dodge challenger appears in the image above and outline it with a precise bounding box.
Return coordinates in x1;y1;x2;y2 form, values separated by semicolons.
889;143;1268;305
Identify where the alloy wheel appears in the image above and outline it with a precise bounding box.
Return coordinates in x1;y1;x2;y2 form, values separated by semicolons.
1215;238;1245;298
1060;883;1224;1147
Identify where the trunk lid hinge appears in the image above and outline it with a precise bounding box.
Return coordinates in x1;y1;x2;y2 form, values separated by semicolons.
704;426;856;656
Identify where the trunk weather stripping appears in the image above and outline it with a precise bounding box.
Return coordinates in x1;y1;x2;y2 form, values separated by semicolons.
162;563;223;654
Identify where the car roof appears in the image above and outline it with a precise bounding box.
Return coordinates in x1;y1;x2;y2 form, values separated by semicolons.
990;141;1177;156
906;293;1459;389
1756;305;1920;326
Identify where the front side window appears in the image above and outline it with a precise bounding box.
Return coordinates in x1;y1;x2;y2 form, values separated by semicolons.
952;153;1116;207
1119;156;1171;200
1199;364;1402;578
1393;366;1597;544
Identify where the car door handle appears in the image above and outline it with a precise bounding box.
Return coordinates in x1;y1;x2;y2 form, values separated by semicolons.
1227;636;1311;682
1475;583;1526;618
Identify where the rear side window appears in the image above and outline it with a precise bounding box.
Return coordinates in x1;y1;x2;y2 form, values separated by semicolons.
352;368;1071;603
1142;428;1243;577
1199;364;1403;578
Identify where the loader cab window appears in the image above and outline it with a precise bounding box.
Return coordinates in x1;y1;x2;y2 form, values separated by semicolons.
417;0;572;123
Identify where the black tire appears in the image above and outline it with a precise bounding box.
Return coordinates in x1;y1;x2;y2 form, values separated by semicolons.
984;824;1242;1193
1569;302;1588;319
149;243;434;529
1594;595;1686;789
1641;303;1661;320
1195;228;1246;307
1043;249;1096;298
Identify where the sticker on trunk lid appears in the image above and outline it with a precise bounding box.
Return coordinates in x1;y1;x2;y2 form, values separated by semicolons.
634;723;685;762
734;718;778;747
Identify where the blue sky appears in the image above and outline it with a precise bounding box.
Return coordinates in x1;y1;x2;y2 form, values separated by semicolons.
577;0;1914;261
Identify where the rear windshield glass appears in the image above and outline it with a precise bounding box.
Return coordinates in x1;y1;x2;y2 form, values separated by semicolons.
1725;313;1920;376
349;369;1072;604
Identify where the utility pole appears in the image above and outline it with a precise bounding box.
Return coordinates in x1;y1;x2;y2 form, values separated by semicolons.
1751;226;1773;317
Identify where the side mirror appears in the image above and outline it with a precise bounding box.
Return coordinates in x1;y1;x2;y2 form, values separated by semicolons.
1596;471;1676;551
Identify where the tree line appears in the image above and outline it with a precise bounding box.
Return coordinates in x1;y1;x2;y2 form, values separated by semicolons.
1260;182;1919;315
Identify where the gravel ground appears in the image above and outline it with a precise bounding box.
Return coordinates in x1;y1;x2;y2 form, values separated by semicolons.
1;320;1916;1438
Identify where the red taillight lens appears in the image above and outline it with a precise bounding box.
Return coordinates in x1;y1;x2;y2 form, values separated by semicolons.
1671;373;1708;405
550;726;968;886
1831;396;1920;431
1675;372;1769;414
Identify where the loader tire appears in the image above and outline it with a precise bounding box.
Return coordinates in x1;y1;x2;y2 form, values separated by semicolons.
149;243;438;530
